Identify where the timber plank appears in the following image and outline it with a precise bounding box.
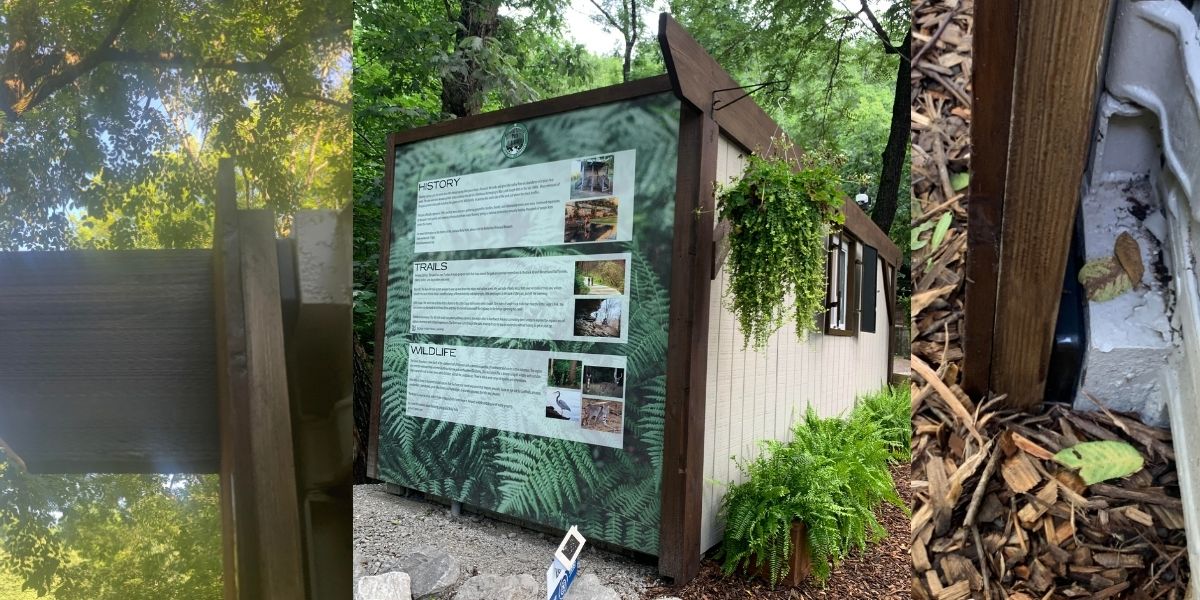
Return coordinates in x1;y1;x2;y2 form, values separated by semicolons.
989;0;1113;407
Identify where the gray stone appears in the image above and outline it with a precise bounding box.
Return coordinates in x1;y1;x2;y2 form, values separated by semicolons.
387;547;460;598
354;552;366;580
564;573;620;600
357;571;413;600
452;574;539;600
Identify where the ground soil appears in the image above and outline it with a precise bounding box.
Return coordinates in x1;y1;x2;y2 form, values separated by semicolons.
644;463;911;600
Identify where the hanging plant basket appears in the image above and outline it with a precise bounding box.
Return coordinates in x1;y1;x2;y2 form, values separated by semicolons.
716;138;845;349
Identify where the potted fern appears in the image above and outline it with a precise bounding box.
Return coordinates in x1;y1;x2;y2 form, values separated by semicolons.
719;406;903;586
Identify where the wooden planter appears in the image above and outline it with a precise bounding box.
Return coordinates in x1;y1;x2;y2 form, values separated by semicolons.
743;520;813;587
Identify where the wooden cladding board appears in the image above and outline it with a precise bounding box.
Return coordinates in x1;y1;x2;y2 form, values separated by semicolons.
699;134;891;552
0;250;219;473
987;0;1113;407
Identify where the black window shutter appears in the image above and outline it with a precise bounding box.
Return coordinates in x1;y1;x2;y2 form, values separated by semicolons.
860;245;878;332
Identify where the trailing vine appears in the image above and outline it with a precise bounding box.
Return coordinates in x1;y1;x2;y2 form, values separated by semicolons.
717;138;845;349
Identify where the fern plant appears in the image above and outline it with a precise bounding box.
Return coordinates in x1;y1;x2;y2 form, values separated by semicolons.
717;139;846;349
719;405;903;586
850;386;911;462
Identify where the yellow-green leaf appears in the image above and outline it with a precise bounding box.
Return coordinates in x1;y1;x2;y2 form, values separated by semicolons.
950;171;970;192
1054;441;1145;485
1078;257;1133;302
931;212;953;250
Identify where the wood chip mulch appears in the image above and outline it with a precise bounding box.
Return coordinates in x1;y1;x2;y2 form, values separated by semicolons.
645;463;911;600
911;1;1192;599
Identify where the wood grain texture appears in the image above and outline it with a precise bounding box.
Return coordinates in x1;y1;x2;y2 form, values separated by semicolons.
0;250;218;473
213;158;306;599
658;101;717;583
963;0;1019;398
990;0;1113;408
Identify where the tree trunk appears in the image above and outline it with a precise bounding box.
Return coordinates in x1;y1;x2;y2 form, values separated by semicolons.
621;0;637;82
440;0;501;118
871;29;911;235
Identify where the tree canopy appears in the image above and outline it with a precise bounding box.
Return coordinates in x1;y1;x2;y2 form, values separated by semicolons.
1;0;351;250
1;2;350;597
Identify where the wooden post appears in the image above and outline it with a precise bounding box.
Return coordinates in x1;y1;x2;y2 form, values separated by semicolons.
658;100;718;582
963;0;1113;407
212;157;307;599
284;208;354;598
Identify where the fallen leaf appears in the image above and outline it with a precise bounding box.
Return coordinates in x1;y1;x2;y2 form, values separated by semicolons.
931;212;953;251
1078;257;1132;302
1114;231;1144;286
1054;440;1145;485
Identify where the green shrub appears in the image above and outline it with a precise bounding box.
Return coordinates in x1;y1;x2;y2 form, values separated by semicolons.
719;404;903;586
849;385;911;461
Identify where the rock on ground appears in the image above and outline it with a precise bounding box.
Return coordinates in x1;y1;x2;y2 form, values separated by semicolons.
452;574;539;600
385;546;460;598
357;571;413;600
354;484;656;598
565;573;621;600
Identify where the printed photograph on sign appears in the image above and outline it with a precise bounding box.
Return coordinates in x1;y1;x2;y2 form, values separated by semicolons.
545;388;582;422
564;199;619;243
582;365;625;398
570;155;616;198
580;398;623;434
547;358;583;389
573;298;623;338
573;259;626;296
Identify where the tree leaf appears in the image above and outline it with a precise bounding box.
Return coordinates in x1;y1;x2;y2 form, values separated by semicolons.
1078;257;1132;302
950;171;970;192
1114;231;1144;287
1054;441;1145;485
931;212;952;250
911;220;934;250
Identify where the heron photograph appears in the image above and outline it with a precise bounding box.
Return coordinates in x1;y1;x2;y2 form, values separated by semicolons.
544;388;582;423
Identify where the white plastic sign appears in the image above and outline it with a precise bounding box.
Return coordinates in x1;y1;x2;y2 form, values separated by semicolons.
546;526;586;600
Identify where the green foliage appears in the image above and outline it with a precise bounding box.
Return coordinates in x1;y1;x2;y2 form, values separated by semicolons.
1054;441;1145;485
2;0;351;251
719;402;903;586
547;359;581;388
717;141;845;349
849;385;911;461
0;459;221;599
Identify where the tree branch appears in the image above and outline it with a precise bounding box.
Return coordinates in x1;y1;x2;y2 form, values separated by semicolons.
589;0;623;33
5;0;142;118
5;7;350;118
859;0;899;55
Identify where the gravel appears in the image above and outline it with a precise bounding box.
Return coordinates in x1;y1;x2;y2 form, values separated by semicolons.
354;484;661;599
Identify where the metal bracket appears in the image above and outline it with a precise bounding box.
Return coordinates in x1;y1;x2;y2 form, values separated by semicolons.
711;80;787;114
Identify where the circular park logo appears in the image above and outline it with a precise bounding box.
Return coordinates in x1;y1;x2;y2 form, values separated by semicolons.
502;123;529;158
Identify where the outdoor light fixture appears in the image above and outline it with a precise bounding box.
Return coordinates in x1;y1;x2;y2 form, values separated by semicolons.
855;192;870;208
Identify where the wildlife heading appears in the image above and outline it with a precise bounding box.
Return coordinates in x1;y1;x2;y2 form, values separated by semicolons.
411;345;456;358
